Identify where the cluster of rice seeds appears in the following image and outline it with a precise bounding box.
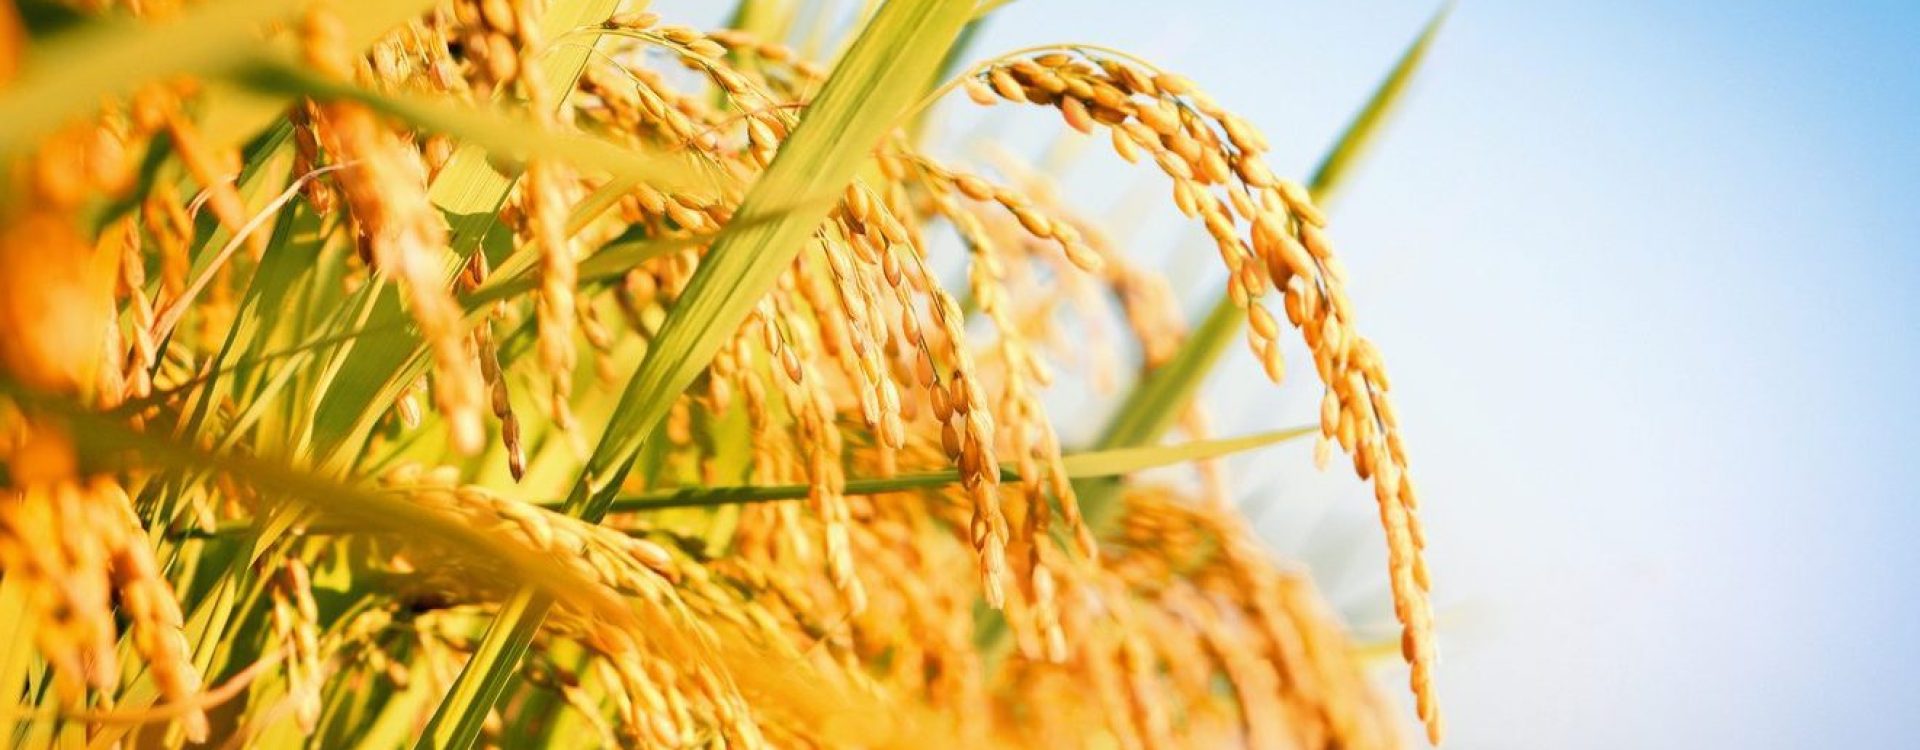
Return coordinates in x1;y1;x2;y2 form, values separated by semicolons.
975;149;1195;391
462;0;602;451
370;498;760;750
776;341;866;614
909;156;1100;533
541;608;767;749
110;220;160;405
1273;571;1407;748
0;478;208;740
523;158;586;448
268;556;324;731
1219;526;1352;748
289;103;340;214
301;3;486;454
811;154;1110;640
520;649;622;747
1303;313;1439;738
1163;584;1291;747
924;289;1011;608
567;22;1050;623
1047;583;1176;750
588;28;1014;618
967;52;1285;374
779;181;1023;612
382;464;680;597
1110;491;1406;749
701;28;827;92
933;191;1081;649
0;481;121;705
914;158;1105;275
686;473;1402;749
953;152;1170;388
138;177;194;294
329;605;404;686
154;95;261;260
673;558;806;653
816;194;916;451
584;18;794;172
762;247;933;618
719;317;820;573
581;631;703;747
446;0;534;99
635;25;794;158
853;522;990;731
902;145;1302;668
104;487;210;743
582;24;829;237
576;61;720;168
459;252;528;478
733;335;781;482
693;508;990;744
963;49;1440;740
898;146;1351;675
957;155;1184;406
648;310;796;552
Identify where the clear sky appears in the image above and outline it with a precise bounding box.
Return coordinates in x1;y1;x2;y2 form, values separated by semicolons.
668;1;1920;746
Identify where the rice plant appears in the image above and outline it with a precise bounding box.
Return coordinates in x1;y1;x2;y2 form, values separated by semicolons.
0;0;1445;746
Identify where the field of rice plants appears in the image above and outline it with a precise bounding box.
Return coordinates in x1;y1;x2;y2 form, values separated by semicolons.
0;0;1447;746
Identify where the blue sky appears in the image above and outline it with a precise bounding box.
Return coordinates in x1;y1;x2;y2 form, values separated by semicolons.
665;1;1920;745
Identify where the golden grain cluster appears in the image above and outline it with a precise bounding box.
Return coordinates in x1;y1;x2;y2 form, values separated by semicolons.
0;0;1443;746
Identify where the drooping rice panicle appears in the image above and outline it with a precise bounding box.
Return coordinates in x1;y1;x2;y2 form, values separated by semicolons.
959;49;1442;740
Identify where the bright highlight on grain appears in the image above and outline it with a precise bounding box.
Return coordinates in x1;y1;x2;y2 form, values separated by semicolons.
0;0;1445;746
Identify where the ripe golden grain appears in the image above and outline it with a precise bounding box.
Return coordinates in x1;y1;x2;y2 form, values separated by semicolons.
270;557;323;732
303;3;485;454
100;479;210;742
0;5;1440;745
959;49;1442;740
